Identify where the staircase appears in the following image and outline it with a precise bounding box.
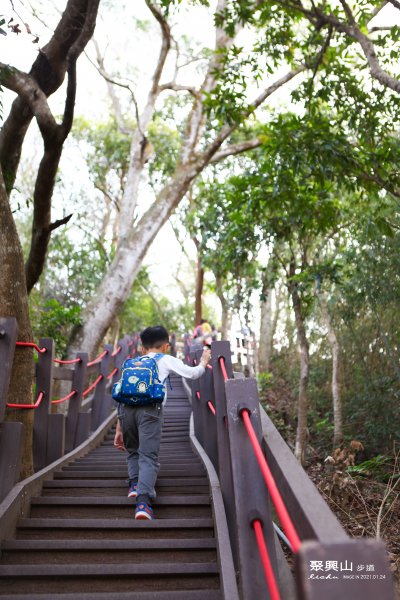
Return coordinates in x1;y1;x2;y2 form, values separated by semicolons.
0;376;223;599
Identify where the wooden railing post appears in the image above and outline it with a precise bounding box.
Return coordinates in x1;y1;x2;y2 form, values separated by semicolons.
33;338;54;471
170;333;176;357
183;334;191;363
189;349;204;445
91;344;112;431
210;341;238;565
198;362;218;472
65;352;88;452
295;539;395;599
225;376;278;600
0;318;17;424
0;317;24;502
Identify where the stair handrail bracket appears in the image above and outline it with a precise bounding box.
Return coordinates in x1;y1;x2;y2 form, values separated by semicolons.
185;339;396;600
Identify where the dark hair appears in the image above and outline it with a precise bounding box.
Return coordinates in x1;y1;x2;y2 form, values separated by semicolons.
140;326;169;349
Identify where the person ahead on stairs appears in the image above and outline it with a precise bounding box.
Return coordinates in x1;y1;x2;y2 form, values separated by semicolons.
113;325;211;520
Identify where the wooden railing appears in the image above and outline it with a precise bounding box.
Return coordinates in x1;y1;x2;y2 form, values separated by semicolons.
0;317;138;502
185;339;396;600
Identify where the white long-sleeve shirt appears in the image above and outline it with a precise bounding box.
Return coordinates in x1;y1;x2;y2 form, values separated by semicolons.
147;352;205;382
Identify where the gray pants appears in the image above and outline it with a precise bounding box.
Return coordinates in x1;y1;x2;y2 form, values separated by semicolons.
118;402;164;500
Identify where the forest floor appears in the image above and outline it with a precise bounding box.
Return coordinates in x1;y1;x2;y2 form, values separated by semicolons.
261;381;400;598
306;457;400;598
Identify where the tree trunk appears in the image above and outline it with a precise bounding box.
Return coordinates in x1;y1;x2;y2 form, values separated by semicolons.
289;280;310;466
318;291;343;447
194;257;204;326
0;166;34;478
66;0;304;357
215;274;230;340
69;163;201;355
258;288;274;372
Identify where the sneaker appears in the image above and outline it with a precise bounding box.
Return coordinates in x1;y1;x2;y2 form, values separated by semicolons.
128;483;137;498
135;502;154;520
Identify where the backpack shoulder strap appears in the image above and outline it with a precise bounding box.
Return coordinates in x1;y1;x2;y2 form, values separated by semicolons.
152;353;164;362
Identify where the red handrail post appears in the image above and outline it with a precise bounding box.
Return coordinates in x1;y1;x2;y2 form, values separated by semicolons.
0;317;24;503
225;376;279;600
65;352;88;452
33;338;54;471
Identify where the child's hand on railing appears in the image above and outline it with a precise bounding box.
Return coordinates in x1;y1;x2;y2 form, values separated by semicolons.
201;347;211;368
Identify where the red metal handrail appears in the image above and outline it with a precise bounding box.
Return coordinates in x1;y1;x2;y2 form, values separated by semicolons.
207;401;216;416
16;341;46;354
53;357;81;365
87;349;109;367
82;374;103;397
196;391;200;400
51;390;77;405
253;519;281;600
111;346;122;357
241;408;301;553
219;356;229;381
7;391;45;409
107;367;119;380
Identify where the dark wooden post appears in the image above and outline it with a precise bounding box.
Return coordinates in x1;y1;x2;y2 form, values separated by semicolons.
0;318;24;502
65;352;88;452
190;349;203;445
170;333;176;357
210;340;237;565
91;344;112;430
129;334;140;359
114;338;128;373
225;377;278;600
183;334;191;364
295;539;395;600
33;338;54;471
0;318;17;423
199;363;218;472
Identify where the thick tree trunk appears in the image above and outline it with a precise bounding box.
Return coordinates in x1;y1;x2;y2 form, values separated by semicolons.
289;281;310;466
69;163;201;355
0;167;34;478
318;291;343;447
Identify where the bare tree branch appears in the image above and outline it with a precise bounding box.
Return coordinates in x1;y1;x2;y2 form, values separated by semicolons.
0;63;58;137
0;0;101;195
202;65;306;163
158;82;200;98
275;0;400;94
92;40;135;134
48;213;73;232
211;137;262;163
145;0;172;99
181;0;241;163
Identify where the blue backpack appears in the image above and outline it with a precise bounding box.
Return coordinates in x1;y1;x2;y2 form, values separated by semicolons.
112;353;166;407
